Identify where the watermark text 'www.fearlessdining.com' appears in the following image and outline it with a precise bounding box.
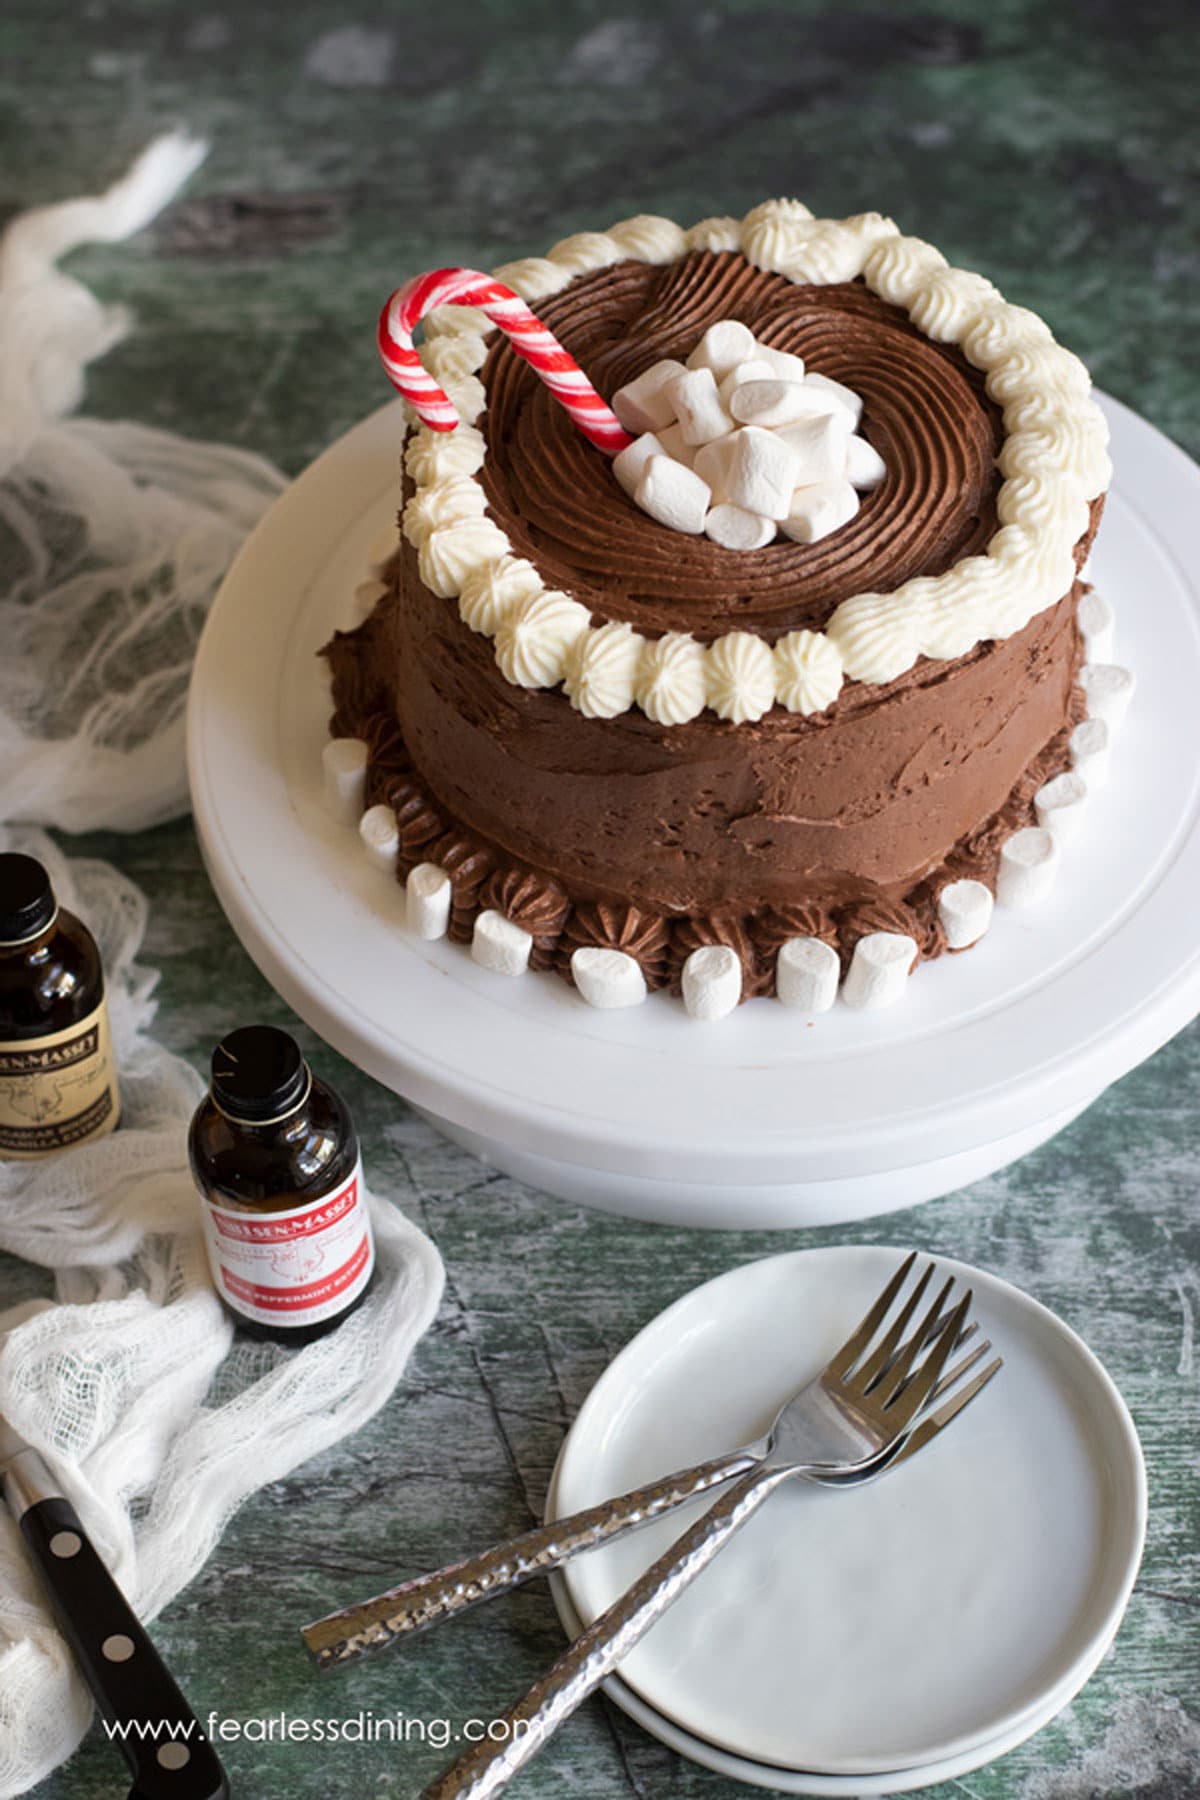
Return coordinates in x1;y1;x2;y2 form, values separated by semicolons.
103;1711;538;1753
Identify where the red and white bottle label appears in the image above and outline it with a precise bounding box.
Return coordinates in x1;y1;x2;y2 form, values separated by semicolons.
200;1159;374;1329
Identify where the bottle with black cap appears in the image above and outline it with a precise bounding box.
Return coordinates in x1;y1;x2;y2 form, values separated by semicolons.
0;853;120;1160
188;1026;375;1344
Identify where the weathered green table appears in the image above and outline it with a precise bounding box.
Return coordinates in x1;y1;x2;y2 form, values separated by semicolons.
4;2;1198;1794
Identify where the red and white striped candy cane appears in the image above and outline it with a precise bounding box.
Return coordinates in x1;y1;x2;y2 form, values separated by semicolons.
377;268;633;456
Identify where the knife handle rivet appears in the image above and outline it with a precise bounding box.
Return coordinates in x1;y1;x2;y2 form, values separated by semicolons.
157;1743;191;1771
49;1531;81;1559
101;1634;135;1662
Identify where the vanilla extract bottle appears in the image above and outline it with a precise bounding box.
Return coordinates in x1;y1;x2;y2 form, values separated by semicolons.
189;1026;375;1345
0;854;120;1160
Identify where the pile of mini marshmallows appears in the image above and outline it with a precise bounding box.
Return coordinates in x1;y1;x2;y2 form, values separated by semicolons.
610;319;886;549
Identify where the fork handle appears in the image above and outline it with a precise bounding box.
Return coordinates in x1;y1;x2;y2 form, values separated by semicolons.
422;1463;786;1800
302;1450;755;1667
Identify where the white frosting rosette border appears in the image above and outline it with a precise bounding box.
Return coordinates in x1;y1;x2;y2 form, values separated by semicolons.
399;200;1110;726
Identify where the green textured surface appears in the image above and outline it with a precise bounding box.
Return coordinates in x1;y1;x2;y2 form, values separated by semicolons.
3;2;1199;1796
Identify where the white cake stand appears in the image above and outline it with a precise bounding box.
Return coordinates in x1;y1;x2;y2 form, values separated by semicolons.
187;393;1200;1228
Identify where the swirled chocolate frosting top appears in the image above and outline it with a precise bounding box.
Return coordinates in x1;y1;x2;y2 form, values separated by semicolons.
478;251;1003;642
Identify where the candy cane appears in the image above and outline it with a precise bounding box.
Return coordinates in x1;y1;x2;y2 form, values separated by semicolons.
377;268;633;456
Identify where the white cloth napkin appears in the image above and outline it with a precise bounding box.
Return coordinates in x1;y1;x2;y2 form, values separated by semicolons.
0;141;445;1797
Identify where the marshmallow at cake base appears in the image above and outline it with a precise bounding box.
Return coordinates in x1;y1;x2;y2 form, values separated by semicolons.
664;368;734;446
1034;771;1089;843
723;427;801;520
782;479;860;545
612;359;687;435
681;945;743;1021
844;435;888;490
995;827;1060;908
776;937;840;1013
322;738;368;825
471;909;533;977
571;946;648;1009
1080;663;1136;730
1077;590;1115;665
685;319;760;380
613;432;665;497
842;933;918;1010
938;879;994;950
406;862;452;938
705;503;776;550
1069;717;1111;789
634;457;712;535
358;804;400;873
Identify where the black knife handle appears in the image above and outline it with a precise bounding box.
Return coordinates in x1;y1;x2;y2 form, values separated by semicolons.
20;1496;230;1800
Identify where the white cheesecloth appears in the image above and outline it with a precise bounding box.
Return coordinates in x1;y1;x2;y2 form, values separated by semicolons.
0;136;446;1796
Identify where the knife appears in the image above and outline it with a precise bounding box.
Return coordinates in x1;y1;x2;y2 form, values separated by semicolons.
0;1417;230;1799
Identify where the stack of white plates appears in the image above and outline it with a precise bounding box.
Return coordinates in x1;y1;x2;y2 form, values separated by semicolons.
545;1247;1146;1794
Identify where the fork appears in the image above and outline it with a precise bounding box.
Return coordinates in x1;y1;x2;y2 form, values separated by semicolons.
421;1258;1001;1800
303;1253;993;1671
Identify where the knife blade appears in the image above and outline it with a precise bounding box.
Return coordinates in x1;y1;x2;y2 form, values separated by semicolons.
0;1416;230;1800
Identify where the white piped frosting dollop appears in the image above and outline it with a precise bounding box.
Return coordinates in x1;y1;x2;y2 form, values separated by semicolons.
563;620;643;718
635;632;708;724
706;631;776;723
493;589;591;688
773;630;845;716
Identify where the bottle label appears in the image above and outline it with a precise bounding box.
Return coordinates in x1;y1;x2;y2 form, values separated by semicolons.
0;1002;120;1159
199;1157;375;1329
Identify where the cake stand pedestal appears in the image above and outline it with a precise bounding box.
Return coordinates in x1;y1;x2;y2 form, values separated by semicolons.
188;395;1200;1229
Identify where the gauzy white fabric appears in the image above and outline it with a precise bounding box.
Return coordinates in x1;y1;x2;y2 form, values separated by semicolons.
0;144;446;1797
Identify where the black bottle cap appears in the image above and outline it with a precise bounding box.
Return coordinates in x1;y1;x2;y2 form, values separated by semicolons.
210;1026;310;1124
0;853;57;945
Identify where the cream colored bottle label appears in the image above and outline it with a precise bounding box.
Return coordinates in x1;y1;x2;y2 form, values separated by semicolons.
0;1002;120;1159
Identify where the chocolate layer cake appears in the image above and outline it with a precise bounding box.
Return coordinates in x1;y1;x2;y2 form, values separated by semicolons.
323;202;1114;1014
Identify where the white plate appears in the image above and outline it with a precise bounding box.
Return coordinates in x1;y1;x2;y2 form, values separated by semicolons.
187;392;1200;1227
546;1560;1122;1796
552;1246;1146;1777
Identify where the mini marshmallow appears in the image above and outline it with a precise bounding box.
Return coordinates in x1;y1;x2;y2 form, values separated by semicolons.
1078;590;1115;664
366;526;400;575
996;827;1059;908
717;359;776;408
1069;716;1110;789
657;421;696;467
754;344;808;385
724;427;801;521
704;503;776;550
775;411;854;485
570;946;647;1010
1080;662;1136;730
358;803;399;873
613;432;665;497
841;933;917;1011
1035;771;1089;843
351;577;388;625
730;379;821;430
634;457;712;535
692;432;739;500
844;435;888;490
685;318;760;380
471;909;532;977
612;359;687;435
938;879;994;950
664;367;733;446
322;738;368;826
776;937;840;1013
804;370;863;425
681;945;743;1021
406;862;452;939
781;478;860;545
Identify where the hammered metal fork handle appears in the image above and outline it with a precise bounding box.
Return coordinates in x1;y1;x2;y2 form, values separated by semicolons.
422;1463;787;1800
303;1450;757;1667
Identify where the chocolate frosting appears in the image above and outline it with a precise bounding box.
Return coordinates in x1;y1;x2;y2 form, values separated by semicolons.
481;253;1003;640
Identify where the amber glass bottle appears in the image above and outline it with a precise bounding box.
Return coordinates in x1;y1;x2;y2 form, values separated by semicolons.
0;854;120;1160
188;1025;375;1345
